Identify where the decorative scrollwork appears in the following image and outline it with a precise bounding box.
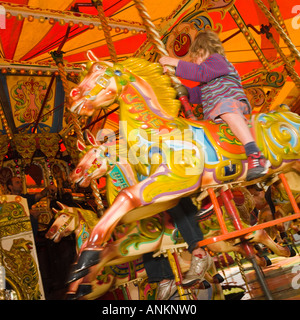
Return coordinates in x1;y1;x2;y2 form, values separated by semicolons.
119;216;165;256
255;109;300;167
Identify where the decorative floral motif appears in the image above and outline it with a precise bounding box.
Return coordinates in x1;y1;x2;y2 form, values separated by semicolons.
2;238;41;300
38;133;60;160
14;134;36;164
11;77;53;124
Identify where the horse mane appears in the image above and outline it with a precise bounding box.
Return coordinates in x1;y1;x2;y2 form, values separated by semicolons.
76;208;99;228
121;58;181;118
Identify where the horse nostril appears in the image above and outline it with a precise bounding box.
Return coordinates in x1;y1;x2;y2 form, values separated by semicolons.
46;227;56;238
75;167;82;174
71;88;80;98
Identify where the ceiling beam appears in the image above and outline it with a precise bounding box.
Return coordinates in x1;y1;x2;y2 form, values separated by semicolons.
0;1;146;32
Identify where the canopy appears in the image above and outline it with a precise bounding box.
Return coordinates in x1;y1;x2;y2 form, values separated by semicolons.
0;0;299;155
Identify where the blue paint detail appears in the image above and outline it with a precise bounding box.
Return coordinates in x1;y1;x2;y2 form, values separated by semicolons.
109;165;130;189
77;224;89;249
114;70;123;76
191;126;219;164
224;163;236;176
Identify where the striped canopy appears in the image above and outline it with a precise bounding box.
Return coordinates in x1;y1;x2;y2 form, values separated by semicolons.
0;0;299;136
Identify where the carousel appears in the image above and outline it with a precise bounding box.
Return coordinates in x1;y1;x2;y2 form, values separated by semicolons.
0;0;300;301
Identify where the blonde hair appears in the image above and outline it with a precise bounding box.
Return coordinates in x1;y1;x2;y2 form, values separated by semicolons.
189;29;225;60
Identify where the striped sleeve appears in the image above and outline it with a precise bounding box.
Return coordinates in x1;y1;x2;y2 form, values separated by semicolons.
175;53;230;83
186;85;202;104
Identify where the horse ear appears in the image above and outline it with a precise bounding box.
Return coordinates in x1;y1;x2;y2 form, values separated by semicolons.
52;207;59;215
57;202;67;210
103;61;114;67
86;130;98;146
77;140;86;152
80;64;86;71
87;50;99;62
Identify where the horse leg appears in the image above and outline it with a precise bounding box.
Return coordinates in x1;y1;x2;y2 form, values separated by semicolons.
208;241;243;255
68;233;127;286
70;216;167;296
73;187;141;274
66;279;83;300
204;264;224;285
66;236;129;299
73;174;182;275
76;265;115;300
245;229;290;257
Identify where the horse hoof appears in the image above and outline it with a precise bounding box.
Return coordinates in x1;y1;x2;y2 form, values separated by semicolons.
66;267;89;284
262;255;272;266
65;293;77;300
75;250;101;273
212;274;224;284
288;245;296;257
76;284;92;299
200;280;211;289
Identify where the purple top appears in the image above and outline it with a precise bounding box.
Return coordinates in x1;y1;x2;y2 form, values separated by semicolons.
175;53;249;117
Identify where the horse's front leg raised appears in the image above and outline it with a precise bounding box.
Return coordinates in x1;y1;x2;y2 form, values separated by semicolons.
73;186;141;274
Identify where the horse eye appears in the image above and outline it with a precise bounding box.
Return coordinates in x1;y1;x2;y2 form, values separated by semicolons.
95;64;104;71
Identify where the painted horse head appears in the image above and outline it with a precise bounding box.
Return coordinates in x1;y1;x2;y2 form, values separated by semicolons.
46;202;98;249
69;51;180;121
70;51;143;117
69;130;115;188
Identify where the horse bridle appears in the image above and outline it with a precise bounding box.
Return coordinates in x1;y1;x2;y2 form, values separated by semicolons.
54;214;76;235
85;65;131;102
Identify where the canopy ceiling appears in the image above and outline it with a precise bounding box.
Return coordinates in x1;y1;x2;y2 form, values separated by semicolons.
0;0;299;144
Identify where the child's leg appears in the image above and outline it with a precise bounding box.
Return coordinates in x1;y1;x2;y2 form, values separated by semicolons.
219;112;254;145
220;112;270;181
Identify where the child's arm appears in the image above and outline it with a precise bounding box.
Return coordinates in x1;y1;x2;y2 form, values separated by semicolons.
158;57;202;104
185;86;202;105
175;54;230;83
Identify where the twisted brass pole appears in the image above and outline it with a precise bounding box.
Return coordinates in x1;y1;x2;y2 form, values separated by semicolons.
255;0;300;61
261;27;300;89
93;0;118;63
133;0;197;120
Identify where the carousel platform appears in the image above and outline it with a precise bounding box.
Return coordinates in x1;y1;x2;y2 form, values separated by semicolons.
222;249;300;300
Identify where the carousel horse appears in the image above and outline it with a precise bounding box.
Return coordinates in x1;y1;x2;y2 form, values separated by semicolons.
45;204;147;300
68;54;300;284
45;203;223;300
66;130;291;298
247;162;300;240
261;164;300;239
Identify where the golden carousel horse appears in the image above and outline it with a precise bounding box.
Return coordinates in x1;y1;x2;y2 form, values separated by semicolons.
67;54;300;295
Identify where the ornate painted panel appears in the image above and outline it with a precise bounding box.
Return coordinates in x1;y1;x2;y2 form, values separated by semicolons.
0;195;45;300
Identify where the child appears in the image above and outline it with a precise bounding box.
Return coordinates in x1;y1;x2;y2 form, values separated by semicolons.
159;29;270;181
